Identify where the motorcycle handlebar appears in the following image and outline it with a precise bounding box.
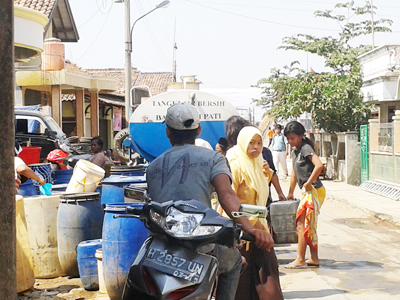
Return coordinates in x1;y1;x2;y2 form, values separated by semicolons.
125;206;143;216
240;232;255;242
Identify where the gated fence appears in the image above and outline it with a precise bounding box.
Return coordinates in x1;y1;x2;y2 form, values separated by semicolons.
367;116;400;186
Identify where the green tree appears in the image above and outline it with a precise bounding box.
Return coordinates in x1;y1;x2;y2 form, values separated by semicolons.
254;1;392;133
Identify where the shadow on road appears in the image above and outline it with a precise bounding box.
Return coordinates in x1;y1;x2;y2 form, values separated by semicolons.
278;258;383;271
283;289;347;299
320;259;383;270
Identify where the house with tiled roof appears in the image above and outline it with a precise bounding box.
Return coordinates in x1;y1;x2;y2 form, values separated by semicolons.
86;68;173;97
14;0;173;149
14;0;120;147
14;0;79;42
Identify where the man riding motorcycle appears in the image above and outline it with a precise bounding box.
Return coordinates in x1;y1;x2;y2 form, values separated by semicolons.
145;103;274;299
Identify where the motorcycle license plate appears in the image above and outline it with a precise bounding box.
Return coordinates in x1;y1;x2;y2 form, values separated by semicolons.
143;248;204;283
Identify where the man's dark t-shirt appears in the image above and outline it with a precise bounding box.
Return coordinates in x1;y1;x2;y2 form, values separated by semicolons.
146;144;231;207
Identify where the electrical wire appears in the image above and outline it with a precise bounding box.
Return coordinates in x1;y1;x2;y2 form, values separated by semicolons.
182;1;400;29
183;2;400;17
184;1;329;12
185;1;400;18
74;6;113;63
181;0;341;32
137;1;171;67
96;0;114;15
188;0;339;7
176;49;196;74
78;7;101;28
133;0;171;69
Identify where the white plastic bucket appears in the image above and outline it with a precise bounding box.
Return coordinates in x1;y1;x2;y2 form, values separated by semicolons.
95;248;107;294
66;159;105;193
23;195;65;278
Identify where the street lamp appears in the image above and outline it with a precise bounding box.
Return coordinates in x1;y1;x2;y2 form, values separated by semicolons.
115;0;170;126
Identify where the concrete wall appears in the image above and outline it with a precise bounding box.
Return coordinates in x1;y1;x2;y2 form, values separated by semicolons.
358;45;400;81
361;77;399;102
314;132;361;185
345;133;361;186
14;6;48;59
358;45;400;123
369;111;400;185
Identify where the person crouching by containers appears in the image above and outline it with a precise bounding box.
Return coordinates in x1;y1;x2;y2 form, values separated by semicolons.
90;136;110;170
284;121;325;269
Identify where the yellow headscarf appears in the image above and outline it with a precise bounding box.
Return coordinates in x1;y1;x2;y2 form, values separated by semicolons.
230;127;271;228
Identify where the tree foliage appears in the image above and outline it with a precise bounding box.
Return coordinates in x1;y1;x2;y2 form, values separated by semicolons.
254;1;392;133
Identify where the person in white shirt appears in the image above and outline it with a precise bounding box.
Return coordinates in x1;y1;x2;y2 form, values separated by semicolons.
270;124;289;178
14;142;45;192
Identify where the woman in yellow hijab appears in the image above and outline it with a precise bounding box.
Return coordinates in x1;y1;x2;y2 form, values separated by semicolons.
230;126;283;300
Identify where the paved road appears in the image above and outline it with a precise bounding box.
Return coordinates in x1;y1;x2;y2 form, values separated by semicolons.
272;180;400;300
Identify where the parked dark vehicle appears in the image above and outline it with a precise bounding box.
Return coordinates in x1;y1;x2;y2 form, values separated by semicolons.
15;110;88;162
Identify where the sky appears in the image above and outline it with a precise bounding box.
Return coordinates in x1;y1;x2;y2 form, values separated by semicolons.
66;0;400;121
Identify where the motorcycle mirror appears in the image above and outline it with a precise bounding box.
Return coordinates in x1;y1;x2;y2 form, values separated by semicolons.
45;128;57;136
231;204;268;219
124;187;150;203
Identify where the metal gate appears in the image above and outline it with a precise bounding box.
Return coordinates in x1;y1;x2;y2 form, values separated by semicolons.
360;125;369;183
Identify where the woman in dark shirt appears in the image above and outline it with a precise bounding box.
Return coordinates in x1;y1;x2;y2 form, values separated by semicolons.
284;121;325;269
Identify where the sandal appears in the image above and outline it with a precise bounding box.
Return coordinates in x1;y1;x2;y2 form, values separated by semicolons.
285;262;307;269
306;262;320;268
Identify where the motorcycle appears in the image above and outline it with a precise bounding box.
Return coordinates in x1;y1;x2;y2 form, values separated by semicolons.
121;188;267;300
46;149;70;170
46;139;91;170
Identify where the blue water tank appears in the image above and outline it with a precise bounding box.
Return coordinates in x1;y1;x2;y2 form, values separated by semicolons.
77;239;102;291
128;90;238;162
52;169;73;184
101;175;146;207
57;193;103;277
109;165;145;177
18;179;38;196
102;203;148;300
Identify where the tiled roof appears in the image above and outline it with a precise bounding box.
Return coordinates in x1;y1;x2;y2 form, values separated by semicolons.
61;93;125;107
135;72;174;96
61;94;75;101
65;60;89;75
86;68;173;96
14;0;57;18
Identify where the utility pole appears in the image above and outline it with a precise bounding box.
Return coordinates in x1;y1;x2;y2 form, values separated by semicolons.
0;0;17;297
120;0;170;125
124;0;131;127
172;18;177;82
371;0;375;48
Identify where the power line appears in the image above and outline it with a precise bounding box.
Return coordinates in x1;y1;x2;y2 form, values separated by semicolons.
187;1;331;10
74;8;112;63
78;7;100;28
182;0;340;32
176;49;196;74
200;79;243;89
133;1;171;69
96;0;114;15
75;0;112;28
190;0;339;6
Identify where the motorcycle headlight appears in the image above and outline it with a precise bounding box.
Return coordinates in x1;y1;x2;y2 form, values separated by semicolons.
150;207;222;238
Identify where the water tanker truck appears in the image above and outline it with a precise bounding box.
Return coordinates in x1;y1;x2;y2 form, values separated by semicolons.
115;90;238;163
